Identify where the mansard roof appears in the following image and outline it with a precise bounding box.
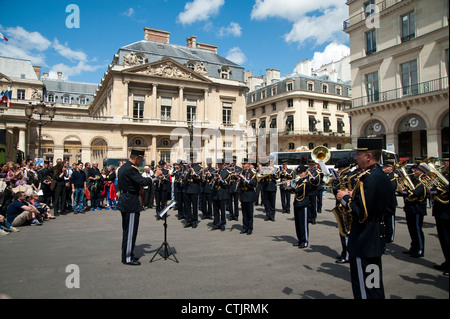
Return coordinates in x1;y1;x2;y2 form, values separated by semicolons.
117;40;244;82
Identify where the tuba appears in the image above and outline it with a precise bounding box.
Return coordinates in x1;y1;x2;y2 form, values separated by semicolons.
394;161;415;191
331;166;353;237
418;157;449;204
311;145;331;163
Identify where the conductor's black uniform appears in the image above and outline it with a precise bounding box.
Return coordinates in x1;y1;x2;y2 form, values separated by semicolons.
118;159;152;265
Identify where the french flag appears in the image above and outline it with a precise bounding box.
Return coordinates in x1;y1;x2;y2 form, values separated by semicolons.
1;90;12;107
0;32;8;42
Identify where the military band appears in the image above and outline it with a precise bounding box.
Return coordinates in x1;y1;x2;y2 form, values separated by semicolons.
116;139;449;297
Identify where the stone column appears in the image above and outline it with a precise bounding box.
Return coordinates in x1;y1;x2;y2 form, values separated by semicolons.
203;89;208;121
152;84;158;119
81;146;91;165
151;136;157;162
385;132;398;154
122;134;128;158
179;86;184;121
426;128;441;158
18;128;26;154
123;81;129;116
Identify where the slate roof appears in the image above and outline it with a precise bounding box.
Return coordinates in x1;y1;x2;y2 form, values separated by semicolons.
0;56;39;80
117;40;245;82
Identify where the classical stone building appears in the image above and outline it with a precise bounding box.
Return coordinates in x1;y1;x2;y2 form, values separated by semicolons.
0;56;45;162
1;27;249;166
343;0;449;160
246;69;352;154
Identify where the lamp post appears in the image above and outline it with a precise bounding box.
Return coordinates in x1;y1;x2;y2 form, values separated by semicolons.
25;101;56;159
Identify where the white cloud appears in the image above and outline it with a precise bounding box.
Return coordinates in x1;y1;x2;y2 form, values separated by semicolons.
225;47;246;65
122;8;135;18
0;25;103;80
48;61;103;80
177;0;225;25
310;42;350;69
218;22;242;37
0;25;51;65
53;39;87;62
251;0;348;46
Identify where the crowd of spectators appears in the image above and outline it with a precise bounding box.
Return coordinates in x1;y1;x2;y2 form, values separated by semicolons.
0;158;123;236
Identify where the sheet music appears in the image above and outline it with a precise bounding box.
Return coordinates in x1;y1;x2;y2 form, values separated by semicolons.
159;200;177;217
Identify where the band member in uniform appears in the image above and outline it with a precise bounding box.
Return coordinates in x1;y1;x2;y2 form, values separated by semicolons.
201;158;215;220
118;149;153;266
337;137;396;299
237;158;257;235
400;164;427;258
154;160;170;220
172;160;184;218
289;164;312;248
255;162;264;206
227;156;242;221
184;154;203;228
211;158;230;231
429;157;449;276
307;159;323;224
279;161;294;214
383;161;398;243
332;158;351;263
262;156;280;221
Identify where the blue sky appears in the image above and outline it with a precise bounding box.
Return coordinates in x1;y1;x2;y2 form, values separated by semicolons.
0;0;350;84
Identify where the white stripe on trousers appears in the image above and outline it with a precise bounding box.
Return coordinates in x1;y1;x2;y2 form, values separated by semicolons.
126;213;135;263
304;207;308;243
356;257;367;299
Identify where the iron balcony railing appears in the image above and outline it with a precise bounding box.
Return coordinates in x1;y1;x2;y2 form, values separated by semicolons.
347;77;448;109
343;0;405;30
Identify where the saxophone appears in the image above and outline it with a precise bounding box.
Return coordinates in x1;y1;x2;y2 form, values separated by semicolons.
331;166;353;237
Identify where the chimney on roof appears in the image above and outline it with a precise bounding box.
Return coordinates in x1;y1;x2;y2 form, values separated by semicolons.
33;65;41;79
57;72;62;80
144;27;170;44
43;72;49;79
196;42;218;54
186;35;197;48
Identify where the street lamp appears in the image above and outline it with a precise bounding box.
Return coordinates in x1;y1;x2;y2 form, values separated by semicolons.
26;101;56;159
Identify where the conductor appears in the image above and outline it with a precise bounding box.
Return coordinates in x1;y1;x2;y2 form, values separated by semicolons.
118;149;153;266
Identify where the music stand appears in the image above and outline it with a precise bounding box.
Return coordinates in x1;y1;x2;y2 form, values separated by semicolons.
150;200;179;263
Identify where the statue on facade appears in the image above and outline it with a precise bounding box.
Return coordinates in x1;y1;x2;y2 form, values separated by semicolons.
123;52;140;67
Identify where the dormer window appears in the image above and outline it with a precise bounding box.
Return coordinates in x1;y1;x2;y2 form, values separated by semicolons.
136;53;148;65
220;66;231;79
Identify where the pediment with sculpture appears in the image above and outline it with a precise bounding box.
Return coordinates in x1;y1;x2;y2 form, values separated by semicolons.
123;57;211;82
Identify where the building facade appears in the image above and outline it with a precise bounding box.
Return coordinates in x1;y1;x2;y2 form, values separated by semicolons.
343;0;449;160
246;69;352;155
0;56;44;162
1;27;249;166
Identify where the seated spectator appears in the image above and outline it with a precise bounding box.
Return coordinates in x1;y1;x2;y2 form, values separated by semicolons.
29;193;55;220
0;214;19;236
6;191;42;227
